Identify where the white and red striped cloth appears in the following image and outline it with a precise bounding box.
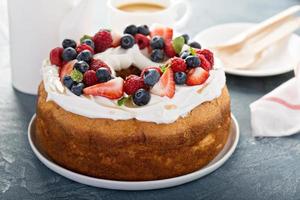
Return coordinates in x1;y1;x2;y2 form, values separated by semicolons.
250;65;300;136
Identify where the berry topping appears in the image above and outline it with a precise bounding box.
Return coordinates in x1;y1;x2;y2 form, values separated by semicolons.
143;69;161;86
83;70;98;87
185;56;201;68
140;66;162;78
90;59;111;73
76;50;93;62
93;29;113;53
164;39;177;58
150;36;164;49
76;44;94;54
137;25;150;36
96;67;112;83
150;49;165;63
151;67;175;98
133;89;151;106
198;54;212;71
186;67;209;86
82;39;95;49
121;34;135;49
62;39;77;49
181;34;190;44
62;47;77;61
62;75;74;89
180;50;190;59
83;77;124;99
150;26;173;41
74;61;89;73
124;24;138;35
170;57;186;72
174;72;187;85
70;69;83;82
196;49;214;66
124;75;145;95
189;41;201;49
50;47;63;67
134;34;150;50
71;83;85;96
59;60;76;80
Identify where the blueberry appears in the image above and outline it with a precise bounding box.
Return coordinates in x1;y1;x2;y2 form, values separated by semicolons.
181;34;190;44
180;50;190;59
63;75;74;89
150;49;165;63
62;47;77;61
189;41;201;49
82;39;95;49
174;72;187;85
62;39;77;49
143;69;161;86
133;89;151;106
137;25;150;36
74;61;89;73
120;34;135;49
124;25;138;35
96;68;111;83
185;56;201;68
77;50;92;62
150;36;164;49
71;83;85;96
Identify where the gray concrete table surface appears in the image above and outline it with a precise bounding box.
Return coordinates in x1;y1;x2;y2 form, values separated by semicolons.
1;0;300;199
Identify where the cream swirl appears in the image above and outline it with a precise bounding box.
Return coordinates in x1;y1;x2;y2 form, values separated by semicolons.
42;47;226;124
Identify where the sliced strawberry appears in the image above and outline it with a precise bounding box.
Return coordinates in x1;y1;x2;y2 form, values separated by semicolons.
151;67;175;98
83;77;124;99
111;31;121;47
150;26;173;41
140;66;163;77
164;40;177;58
59;60;76;81
186;67;209;86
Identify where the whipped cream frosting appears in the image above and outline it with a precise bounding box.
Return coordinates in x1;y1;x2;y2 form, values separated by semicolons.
42;46;226;124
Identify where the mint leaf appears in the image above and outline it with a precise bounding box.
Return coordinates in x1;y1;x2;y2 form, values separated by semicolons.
160;64;170;73
80;35;93;43
172;36;185;54
117;96;131;106
189;47;197;56
70;69;83;82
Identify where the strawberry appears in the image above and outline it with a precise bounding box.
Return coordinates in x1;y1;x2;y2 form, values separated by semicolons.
134;34;150;50
50;47;64;67
151;67;175;98
90;58;111;73
150;26;173;41
140;66;162;77
124;75;146;95
83;70;98;87
170;57;186;72
198;54;212;71
186;67;209;86
83;77;124;99
111;31;121;47
59;60;77;81
196;49;214;66
76;44;94;54
93;29;113;53
164;40;177;58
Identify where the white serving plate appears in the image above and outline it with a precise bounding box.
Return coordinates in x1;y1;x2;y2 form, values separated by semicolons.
194;23;300;77
28;114;239;190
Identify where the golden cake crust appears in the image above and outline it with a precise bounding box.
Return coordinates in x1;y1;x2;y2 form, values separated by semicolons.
35;83;231;181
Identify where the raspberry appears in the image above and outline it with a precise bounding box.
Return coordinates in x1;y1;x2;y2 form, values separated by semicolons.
90;59;111;73
140;66;162;78
76;44;94;54
50;47;64;67
170;57;186;72
164;40;177;58
124;75;145;95
196;49;214;66
198;54;212;71
134;34;150;50
83;70;98;86
93;29;113;53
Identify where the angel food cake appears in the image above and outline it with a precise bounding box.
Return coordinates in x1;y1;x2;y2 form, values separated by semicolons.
35;24;231;181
